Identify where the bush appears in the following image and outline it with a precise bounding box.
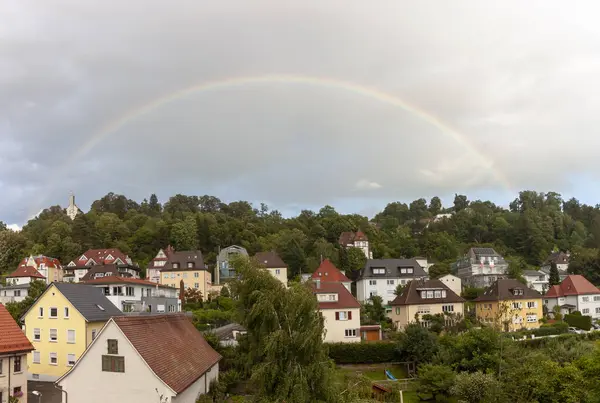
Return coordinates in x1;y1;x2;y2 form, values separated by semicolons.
534;322;569;337
326;342;398;364
565;313;592;331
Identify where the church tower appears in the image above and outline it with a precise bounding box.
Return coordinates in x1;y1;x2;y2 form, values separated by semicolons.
66;192;80;220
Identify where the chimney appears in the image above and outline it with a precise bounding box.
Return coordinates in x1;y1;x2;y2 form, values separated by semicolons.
315;278;321;289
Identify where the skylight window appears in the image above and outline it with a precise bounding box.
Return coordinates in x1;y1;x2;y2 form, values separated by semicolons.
96;304;105;311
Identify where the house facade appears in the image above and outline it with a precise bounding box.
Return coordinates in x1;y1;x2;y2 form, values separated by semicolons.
339;231;372;259
438;274;462;296
215;245;248;285
544;275;600;319
388;279;465;331
0;284;30;304
356;259;428;303
523;270;550;293
57;314;221;403
65;249;134;282
473;279;543;331
5;265;45;286
253;251;288;286
311;259;351;292
159;250;211;298
81;276;180;313
313;280;361;343
0;303;34;403
18;255;63;284
146;246;173;283
77;264;141;282
541;251;570;272
456;247;509;288
22;282;122;382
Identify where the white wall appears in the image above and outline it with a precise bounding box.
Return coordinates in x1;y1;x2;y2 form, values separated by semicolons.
357;277;425;303
544;294;600;320
266;268;288;287
0;353;29;400
171;363;219;403
439;275;461;296
0;288;28;304
320;308;361;343
59;322;175;403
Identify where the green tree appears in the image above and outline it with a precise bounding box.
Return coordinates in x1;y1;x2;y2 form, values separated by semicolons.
549;261;561;286
397;324;438;366
361;295;387;324
417;364;455;401
0;230;27;273
428;263;451;279
453;194;469;212
170;215;199;250
428;196;443;216
394;283;406;296
450;371;503;403
342;247;367;280
6;280;47;324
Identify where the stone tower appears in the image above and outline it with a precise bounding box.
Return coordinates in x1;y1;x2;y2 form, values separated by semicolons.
66;192;80;220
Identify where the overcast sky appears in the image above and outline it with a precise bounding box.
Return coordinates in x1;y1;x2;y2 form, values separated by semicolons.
3;0;600;227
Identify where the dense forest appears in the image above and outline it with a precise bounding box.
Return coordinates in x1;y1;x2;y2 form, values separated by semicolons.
2;190;600;284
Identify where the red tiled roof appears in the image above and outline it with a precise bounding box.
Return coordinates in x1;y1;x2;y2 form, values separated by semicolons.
544;275;600;297
74;248;129;265
113;314;221;393
312;282;360;310
19;255;61;268
81;276;171;288
7;265;45;279
0;304;34;354
338;231;368;245
311;259;350;283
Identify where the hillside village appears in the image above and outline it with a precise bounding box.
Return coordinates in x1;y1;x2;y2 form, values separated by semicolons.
3;192;600;402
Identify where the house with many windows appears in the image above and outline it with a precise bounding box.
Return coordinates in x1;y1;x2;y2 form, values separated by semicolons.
65;249;135;282
253;251;288;286
388;279;465;330
159;250;211;299
57;314;221;403
473;279;543;331
456;247;509;288
523;270;550;293
0;264;47;304
0;303;34;402
311;259;351;292
544;275;600;319
356;259;428;303
81;276;180;313
22;282;122;381
312;280;361;343
146;246;174;283
18;255;64;284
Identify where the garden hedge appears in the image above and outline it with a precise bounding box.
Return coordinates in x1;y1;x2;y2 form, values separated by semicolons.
326;341;398;364
565;313;592;331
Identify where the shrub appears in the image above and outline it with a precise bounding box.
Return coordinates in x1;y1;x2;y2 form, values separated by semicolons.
565;313;592;331
326;341;398;364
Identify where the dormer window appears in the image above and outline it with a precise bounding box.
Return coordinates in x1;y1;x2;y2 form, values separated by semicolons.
80;255;88;261
400;268;414;274
187;262;194;268
372;268;385;274
513;288;524;296
172;263;179;269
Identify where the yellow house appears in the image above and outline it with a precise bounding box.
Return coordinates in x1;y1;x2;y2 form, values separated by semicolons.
474;278;543;331
22;282;122;381
253;251;288;287
159;250;212;298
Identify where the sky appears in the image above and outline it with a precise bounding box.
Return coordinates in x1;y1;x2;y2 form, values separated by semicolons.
3;0;600;228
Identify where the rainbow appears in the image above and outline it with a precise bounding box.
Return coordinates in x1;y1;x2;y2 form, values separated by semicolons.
32;74;512;217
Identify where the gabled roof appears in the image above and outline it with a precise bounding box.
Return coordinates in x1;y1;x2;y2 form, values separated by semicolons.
544;275;600;297
7;265;45;279
473;279;542;302
390;279;465;306
81;276;172;288
52;283;123;321
161;250;206;272
311;259;350;283
253;251;287;268
113;314;221;393
72;248;130;266
80;264;139;281
358;259;427;280
312;282;361;310
20;255;62;268
339;231;368;245
544;251;570;265
0;304;34;354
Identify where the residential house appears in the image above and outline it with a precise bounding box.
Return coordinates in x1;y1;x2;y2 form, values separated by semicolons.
438;274;462;296
356;259;428;303
339;231;372;259
5;265;45;286
81;276;179;313
215;245;248;284
311;259;351;292
523;270;550;293
65;192;82;221
456;247;509;288
541;251;570;272
212;323;247;347
253;251;288;286
0;303;34;402
57;314;221;403
22;282;123;381
313;280;361;343
388;279;465;330
0;284;30;304
159;250;211;298
65;249;134;282
78;264;141;282
473;279;543;331
146;246;174;283
544;275;600;319
18;255;63;284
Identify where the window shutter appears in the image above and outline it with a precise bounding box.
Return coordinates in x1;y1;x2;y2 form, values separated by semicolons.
534;301;538;308
335;312;340;320
348;311;352;320
102;355;110;371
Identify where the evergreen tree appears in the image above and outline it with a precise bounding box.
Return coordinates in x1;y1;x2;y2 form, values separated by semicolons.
549;261;561;286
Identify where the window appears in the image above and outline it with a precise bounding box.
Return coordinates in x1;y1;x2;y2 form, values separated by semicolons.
434;290;442;298
13;356;21;373
14;290;20;297
400;279;406;285
441;290;447;298
108;339;118;354
92;329;97;340
417;306;430;314
372;268;385;274
50;307;58;318
583;308;590;314
0;359;2;374
527;314;538;323
33;351;40;364
513;289;524;296
64;307;69;318
387;280;394;285
328;294;336;301
344;329;357;337
38;307;43;317
275;269;281;275
50;329;57;342
194;283;199;289
395;307;400;315
596;307;600;314
545;299;549;304
170;273;175;279
67;330;75;344
102;355;125;372
172;263;179;269
126;287;134;296
33;328;41;341
400;268;407;274
442;305;454;312
583;297;590;302
512;302;523;309
336;311;352;321
163;274;168;279
369;280;377;286
13;387;21;396
194;272;199;278
67;354;76;366
49;353;57;365
527;301;538;309
426;291;434;298
594;296;600;302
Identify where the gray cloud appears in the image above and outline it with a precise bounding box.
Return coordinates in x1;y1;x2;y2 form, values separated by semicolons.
2;0;600;224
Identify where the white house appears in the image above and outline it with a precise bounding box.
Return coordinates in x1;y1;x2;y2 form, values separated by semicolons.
147;246;173;284
339;231;373;259
544;275;600;319
57;314;221;403
0;284;30;304
356;259;428;303
541;251;570;273
65;249;135;282
5;265;46;285
81;276;180;313
313;280;361;343
438;274;462;296
523;270;550;293
455;247;509;288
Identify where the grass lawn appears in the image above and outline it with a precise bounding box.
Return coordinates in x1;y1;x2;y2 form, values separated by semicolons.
357;365;408;381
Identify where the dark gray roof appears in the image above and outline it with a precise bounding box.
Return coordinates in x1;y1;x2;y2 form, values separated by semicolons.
359;259;428;280
523;270;544;277
211;323;246;341
161;250;206;272
470;247;500;256
53;282;123;321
